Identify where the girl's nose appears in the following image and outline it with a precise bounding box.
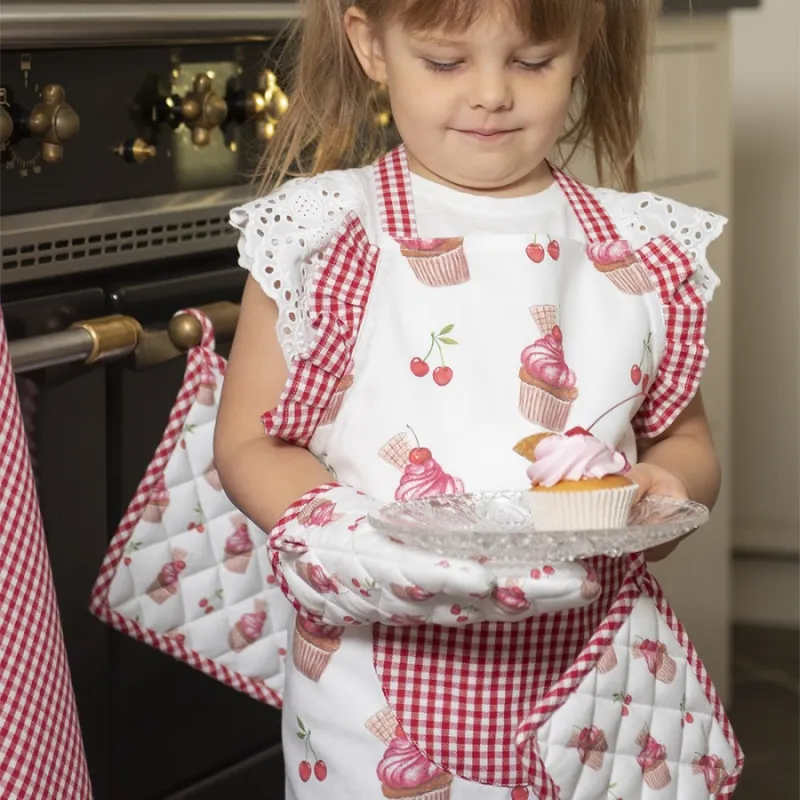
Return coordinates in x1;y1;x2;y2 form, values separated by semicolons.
467;67;512;112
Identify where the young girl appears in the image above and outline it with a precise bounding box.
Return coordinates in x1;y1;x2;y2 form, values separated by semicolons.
216;0;742;797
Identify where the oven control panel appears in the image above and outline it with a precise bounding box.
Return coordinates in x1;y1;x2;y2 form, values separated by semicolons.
0;43;286;215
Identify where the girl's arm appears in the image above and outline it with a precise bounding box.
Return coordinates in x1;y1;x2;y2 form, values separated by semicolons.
214;276;332;530
630;391;721;561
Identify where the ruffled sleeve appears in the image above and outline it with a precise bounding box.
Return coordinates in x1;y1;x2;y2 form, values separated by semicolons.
596;189;728;438
229;171;368;366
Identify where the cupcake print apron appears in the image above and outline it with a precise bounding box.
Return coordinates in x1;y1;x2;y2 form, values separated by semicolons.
256;147;742;798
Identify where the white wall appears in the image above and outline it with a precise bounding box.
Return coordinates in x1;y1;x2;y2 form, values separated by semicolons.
730;0;800;626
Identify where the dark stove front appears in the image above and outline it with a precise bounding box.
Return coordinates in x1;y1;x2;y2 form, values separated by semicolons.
0;5;318;798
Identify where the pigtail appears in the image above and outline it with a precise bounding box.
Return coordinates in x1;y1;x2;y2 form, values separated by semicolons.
256;0;388;193
562;0;658;192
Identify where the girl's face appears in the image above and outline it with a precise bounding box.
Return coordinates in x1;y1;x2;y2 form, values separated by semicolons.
345;5;585;197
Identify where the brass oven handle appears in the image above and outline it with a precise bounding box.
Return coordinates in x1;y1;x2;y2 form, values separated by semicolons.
9;301;240;375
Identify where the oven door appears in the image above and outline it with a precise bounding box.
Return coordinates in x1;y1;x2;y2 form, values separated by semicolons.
4;263;284;800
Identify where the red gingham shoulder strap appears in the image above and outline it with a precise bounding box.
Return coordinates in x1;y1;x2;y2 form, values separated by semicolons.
374;146;418;238
551;166;621;243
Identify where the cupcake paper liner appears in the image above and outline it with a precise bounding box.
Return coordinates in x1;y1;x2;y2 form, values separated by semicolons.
643;761;672;791
602;261;655;295
518;380;573;432
525;484;638;531
406;248;470;288
319;385;348;426
293;631;334;682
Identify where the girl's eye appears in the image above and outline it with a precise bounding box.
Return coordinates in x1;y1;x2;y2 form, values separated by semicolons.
423;59;462;73
518;58;555;73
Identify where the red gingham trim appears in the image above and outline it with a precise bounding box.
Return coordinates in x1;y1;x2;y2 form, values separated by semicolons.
262;215;379;447
267;484;341;618
89;330;284;708
551;167;621;244
374;146;418;238
644;571;744;796
0;310;92;799
632;236;707;438
373;555;631;787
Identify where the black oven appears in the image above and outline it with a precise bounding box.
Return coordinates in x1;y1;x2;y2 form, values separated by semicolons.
0;4;307;797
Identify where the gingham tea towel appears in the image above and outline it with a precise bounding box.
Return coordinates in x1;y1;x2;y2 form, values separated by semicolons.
0;306;92;799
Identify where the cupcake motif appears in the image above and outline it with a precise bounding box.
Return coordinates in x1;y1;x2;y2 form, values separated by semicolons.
196;368;218;406
146;549;188;604
519;325;578;432
636;730;672;790
379;431;464;502
587;240;654;295
568;725;608;771
365;706;401;746
376;732;454;799
203;459;222;491
229;599;268;653
390;584;435;602
223;519;254;574
596;645;618;675
491;584;530;615
142;476;170;523
692;754;729;794
398;237;470;288
319;373;354;426
580;565;602;601
292;616;344;682
297;561;339;594
298;499;340;528
633;638;677;684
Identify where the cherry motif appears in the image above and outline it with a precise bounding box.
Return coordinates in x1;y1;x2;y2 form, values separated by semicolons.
411;325;458;386
457;615;468;623
409;447;432;465
565;426;591;437
547;239;561;261
123;557;132;566
296;718;326;782
526;242;545;263
511;787;530;800
298;761;312;782
530;569;541;579
314;761;327;781
630;365;642;386
630;334;653;390
543;565;555;575
451;605;462;615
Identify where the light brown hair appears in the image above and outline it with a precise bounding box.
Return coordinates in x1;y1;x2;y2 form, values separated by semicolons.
257;0;659;194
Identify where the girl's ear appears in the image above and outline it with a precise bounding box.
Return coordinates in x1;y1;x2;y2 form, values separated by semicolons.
344;6;389;84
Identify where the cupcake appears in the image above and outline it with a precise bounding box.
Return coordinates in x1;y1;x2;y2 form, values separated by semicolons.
491;584;530;615
587;240;654;295
196;370;218;406
636;730;672;790
292;615;344;682
398;238;469;287
297;560;339;594
518;327;578;432
632;638;677;684
390;584;435;602
514;428;638;530
223;521;254;574
297;496;340;527
319;373;354;426
146;552;187;604
568;725;608;771
142;476;170;523
596;645;618;675
379;432;464;501
229;599;268;653
693;754;729;794
377;734;454;799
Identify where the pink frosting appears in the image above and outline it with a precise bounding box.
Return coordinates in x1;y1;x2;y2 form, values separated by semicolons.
587;240;635;266
377;736;445;790
297;616;344;640
492;585;530;612
308;502;337;527
158;559;186;587
637;734;667;769
527;433;627;488
521;333;576;389
306;564;338;594
396;459;464;501
396;238;459;252
238;610;267;640
225;524;253;555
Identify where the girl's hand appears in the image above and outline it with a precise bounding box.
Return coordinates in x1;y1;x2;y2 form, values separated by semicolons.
626;462;691;562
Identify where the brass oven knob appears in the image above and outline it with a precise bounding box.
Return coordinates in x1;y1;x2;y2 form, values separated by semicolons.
228;70;288;141
28;84;80;164
178;73;228;147
114;137;157;164
0;105;13;148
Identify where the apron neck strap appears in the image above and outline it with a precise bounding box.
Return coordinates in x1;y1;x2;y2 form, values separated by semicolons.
374;146;419;239
551;165;622;243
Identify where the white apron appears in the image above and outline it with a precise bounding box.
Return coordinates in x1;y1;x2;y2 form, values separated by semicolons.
266;149;742;799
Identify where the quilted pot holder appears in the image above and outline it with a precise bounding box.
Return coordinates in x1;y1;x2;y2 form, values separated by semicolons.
90;309;291;708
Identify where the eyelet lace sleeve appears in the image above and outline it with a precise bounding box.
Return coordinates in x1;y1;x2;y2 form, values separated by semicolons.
595;188;727;303
229;172;368;364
